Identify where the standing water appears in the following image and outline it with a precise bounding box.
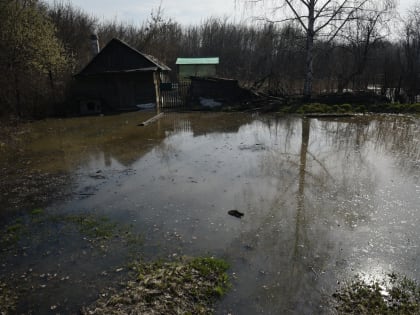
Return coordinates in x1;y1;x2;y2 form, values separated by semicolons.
0;112;419;314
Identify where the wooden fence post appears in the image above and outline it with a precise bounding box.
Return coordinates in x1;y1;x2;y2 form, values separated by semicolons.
154;71;161;108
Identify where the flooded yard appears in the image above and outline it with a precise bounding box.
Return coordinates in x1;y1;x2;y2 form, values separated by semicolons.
1;112;419;314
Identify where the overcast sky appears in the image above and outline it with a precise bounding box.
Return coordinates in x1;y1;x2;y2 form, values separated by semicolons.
44;0;418;25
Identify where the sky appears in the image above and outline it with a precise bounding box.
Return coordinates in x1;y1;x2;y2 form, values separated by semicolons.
44;0;418;26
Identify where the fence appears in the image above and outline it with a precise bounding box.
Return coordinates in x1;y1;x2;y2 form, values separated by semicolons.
159;81;191;109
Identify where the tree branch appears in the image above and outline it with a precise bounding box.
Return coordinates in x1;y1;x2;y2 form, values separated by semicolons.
284;0;309;31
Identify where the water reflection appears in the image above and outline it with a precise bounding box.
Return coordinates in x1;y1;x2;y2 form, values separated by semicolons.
214;115;419;314
1;113;419;314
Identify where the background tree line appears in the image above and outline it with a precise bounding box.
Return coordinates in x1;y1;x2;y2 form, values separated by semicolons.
0;0;420;118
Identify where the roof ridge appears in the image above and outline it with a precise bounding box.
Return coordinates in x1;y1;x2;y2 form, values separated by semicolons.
111;38;170;71
77;38;170;75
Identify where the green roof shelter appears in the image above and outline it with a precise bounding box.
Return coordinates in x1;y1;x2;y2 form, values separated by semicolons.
176;57;219;79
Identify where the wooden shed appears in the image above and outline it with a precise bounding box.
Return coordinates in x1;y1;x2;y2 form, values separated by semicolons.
74;38;170;114
176;57;219;80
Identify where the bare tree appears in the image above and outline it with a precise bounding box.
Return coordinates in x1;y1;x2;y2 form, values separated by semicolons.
400;3;420;102
48;1;97;71
334;1;395;92
238;0;396;98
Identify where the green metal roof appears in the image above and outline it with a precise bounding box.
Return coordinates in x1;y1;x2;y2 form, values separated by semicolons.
176;57;219;65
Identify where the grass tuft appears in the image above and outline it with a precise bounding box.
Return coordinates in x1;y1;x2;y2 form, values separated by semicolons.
333;273;420;314
83;257;231;315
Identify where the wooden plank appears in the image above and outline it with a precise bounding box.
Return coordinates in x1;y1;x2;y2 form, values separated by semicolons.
138;112;164;126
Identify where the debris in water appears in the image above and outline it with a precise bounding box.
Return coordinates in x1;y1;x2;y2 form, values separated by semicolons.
228;210;244;218
238;143;266;151
89;174;106;180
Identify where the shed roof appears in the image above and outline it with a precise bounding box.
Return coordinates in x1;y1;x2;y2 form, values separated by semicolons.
176;57;219;65
77;38;170;76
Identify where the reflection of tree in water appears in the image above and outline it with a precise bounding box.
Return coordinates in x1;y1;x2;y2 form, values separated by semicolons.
318;116;420;227
222;118;336;314
373;116;419;177
222;115;419;314
319;116;419;180
317;118;376;228
154;142;181;183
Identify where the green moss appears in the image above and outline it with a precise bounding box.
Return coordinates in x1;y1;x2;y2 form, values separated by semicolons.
0;212;142;254
277;106;293;114
279;102;420;114
362;103;420;114
333;273;420;314
296;103;316;114
354;105;367;113
190;257;231;298
6;223;23;233
30;208;44;215
64;215;117;239
1;221;24;247
190;257;229;277
295;103;356;114
339;103;353;112
213;285;226;297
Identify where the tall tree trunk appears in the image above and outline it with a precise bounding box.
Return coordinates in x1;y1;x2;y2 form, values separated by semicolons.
303;2;315;99
303;32;314;98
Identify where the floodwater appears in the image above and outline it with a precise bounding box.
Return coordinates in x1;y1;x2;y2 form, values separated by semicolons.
1;112;419;314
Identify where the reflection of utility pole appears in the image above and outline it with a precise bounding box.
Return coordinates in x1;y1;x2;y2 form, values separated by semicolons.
157;112;162;136
293;118;310;261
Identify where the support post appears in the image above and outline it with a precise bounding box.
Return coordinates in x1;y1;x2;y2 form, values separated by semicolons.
154;71;161;108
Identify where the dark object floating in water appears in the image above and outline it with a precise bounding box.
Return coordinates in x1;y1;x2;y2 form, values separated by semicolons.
228;210;244;218
89;174;106;179
238;143;266;151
